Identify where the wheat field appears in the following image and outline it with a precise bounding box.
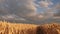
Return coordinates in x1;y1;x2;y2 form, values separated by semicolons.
0;21;60;34
0;21;39;34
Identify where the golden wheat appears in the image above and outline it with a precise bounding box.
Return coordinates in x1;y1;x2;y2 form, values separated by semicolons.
38;23;60;34
0;21;60;34
0;21;39;34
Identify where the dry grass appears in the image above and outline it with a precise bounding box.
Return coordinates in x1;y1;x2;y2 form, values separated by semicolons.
0;21;60;34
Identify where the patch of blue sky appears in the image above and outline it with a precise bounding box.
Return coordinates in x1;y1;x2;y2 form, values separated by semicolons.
37;7;47;13
35;0;60;13
51;0;60;4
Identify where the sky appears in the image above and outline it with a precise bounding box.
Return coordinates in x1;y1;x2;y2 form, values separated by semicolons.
0;0;60;24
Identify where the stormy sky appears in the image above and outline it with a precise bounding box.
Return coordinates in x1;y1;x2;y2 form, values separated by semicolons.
0;0;60;24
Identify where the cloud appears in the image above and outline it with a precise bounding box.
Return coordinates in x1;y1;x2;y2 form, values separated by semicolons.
53;3;60;10
53;3;60;17
0;0;37;23
0;0;60;24
42;3;60;19
34;0;54;19
38;0;53;8
8;0;36;17
39;1;49;7
0;0;37;17
0;0;5;3
1;14;17;19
